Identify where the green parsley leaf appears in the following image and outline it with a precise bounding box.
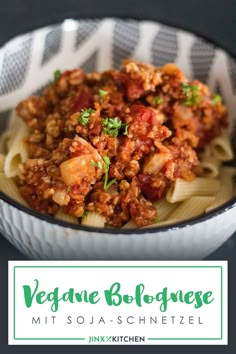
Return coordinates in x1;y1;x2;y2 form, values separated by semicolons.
79;108;94;126
211;94;222;105
82;210;88;219
123;123;129;136
54;69;61;81
181;82;201;106
181;82;192;95
91;160;102;169
154;96;163;104
104;179;117;190
102;156;117;190
99;89;109;103
99;89;109;97
102;117;122;137
102;117;129;137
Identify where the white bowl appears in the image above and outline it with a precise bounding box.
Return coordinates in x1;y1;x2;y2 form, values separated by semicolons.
0;18;236;260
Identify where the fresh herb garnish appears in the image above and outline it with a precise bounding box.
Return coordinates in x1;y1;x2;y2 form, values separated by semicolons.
211;94;222;105
102;117;129;137
91;160;102;169
181;82;201;106
99;89;109;103
67;186;71;193
102;117;121;137
79;108;94;126
54;69;61;81
123;123;129;135
154;96;163;104
82;210;88;219
102;156;116;190
99;89;109;97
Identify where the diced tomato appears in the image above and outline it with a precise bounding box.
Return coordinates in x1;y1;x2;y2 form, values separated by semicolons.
130;104;156;126
70;88;93;113
136;137;153;148
126;80;144;100
138;174;159;201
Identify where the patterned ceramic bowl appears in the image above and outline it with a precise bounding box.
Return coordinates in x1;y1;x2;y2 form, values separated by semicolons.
0;18;236;260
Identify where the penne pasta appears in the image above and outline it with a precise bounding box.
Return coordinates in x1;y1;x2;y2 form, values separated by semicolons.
122;219;136;229
199;159;221;178
199;149;221;178
0;129;14;154
166;177;220;203
210;129;233;161
55;209;78;224
206;167;236;211
0;154;5;172
143;219;179;228
4;120;29;178
168;196;216;221
0;172;28;207
81;212;105;227
153;198;179;221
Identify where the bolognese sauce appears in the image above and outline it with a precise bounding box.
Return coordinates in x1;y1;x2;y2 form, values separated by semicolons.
16;60;228;227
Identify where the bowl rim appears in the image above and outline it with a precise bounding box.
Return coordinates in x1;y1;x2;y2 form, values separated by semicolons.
0;16;236;235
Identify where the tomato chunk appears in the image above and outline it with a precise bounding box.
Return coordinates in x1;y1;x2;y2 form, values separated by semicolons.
70;88;93;113
130;104;156;126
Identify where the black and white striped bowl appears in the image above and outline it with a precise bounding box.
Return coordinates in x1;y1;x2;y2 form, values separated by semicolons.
0;18;236;260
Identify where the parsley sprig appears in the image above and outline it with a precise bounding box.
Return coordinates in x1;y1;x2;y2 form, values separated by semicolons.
99;89;109;97
181;82;201;106
91;160;102;169
99;89;109;103
79;108;94;126
102;117;129;137
102;156;116;190
54;69;61;81
154;96;163;104
211;94;222;105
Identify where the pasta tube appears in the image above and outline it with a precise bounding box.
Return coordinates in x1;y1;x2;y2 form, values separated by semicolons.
166;178;220;203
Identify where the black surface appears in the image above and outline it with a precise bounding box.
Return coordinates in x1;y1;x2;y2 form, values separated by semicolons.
0;0;236;353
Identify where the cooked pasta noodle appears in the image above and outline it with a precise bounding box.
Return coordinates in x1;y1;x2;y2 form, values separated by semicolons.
153;198;179;221
168;196;216;221
0;172;28;207
166;177;220;203
206;167;236;211
210;129;233;161
4;120;29;178
122;220;136;229
0;129;13;154
0;154;5;172
55;209;78;224
143;219;179;228
199;154;221;178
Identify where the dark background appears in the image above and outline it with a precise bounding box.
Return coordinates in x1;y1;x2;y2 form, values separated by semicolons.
0;0;236;352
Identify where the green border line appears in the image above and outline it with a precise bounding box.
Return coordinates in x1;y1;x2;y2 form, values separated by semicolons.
13;265;223;341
